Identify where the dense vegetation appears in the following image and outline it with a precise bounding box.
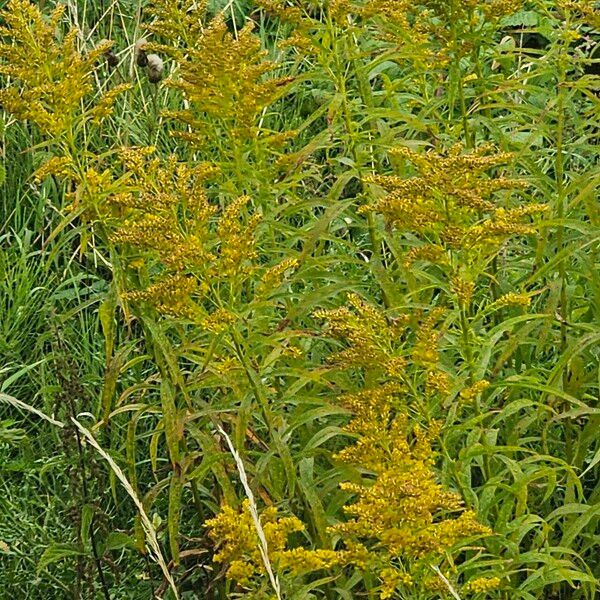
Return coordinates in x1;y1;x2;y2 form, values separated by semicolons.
0;0;599;598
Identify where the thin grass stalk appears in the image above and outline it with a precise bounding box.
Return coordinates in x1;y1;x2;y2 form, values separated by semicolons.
216;424;283;600
71;418;180;600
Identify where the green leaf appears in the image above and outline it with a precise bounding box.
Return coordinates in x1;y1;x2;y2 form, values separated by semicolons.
37;544;83;574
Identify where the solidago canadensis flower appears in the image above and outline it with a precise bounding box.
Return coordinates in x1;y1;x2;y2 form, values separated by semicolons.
465;575;502;593
330;399;491;579
205;396;492;598
145;0;206;48
145;2;293;143
205;294;493;597
0;0;130;136
362;144;546;302
205;500;305;586
315;295;451;399
107;148;264;321
559;1;600;28
258;0;524;68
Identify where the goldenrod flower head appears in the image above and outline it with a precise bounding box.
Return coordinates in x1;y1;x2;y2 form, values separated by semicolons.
0;1;125;134
145;0;207;48
107;149;266;317
492;292;531;308
124;274;199;319
465;575;502;593
148;7;293;143
315;293;406;371
460;380;491;403
426;369;451;396
404;243;449;267
258;258;299;295
363;144;542;266
33;156;75;183
412;307;446;367
204;500;305;586
90;84;133;124
379;567;413;599
451;275;476;307
331;398;491;560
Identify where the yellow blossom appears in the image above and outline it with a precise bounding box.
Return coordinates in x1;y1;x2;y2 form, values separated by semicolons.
0;1;126;135
147;5;293;143
379;567;413;599
33;156;75;183
465;576;502;593
362;144;540;263
460;380;491;403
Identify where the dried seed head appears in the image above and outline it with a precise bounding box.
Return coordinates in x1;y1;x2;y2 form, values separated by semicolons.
135;37;148;67
97;39;118;68
105;49;119;68
146;53;164;83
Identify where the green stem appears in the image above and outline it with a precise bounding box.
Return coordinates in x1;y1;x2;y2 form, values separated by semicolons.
326;16;391;307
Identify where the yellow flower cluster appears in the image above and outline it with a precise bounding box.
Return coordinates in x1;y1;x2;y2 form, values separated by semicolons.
33;154;117;217
206;297;492;596
107;148;261;317
316;296;452;398
412;307;446;368
146;2;293;143
33;156;75;184
258;258;299;295
331;395;490;560
363;144;544;264
460;379;491;404
217;196;262;277
0;0;127;135
314;293;407;372
452;275;476;307
90;83;134;124
309;298;494;596
124;274;199;320
204;500;304;586
490;292;531;310
559;1;600;28
258;0;523;68
144;0;206;48
205;500;371;587
379;567;413;599
465;575;502;593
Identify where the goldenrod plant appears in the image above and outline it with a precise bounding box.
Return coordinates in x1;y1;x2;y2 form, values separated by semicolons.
0;0;598;599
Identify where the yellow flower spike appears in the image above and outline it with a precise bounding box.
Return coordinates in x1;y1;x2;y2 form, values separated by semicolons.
107;149;263;317
492;292;531;309
465;576;502;594
460;380;491;404
364;144;544;271
145;4;293;144
0;1;123;136
379;567;413;599
204;500;307;587
451;275;476;307
426;370;451;396
32;156;75;183
259;258;299;294
315;294;405;370
90;84;133;124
